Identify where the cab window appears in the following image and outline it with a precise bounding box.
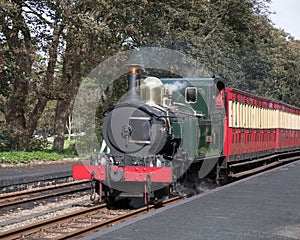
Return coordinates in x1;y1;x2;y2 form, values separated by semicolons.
186;87;197;103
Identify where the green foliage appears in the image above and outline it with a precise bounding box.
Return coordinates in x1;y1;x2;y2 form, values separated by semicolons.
0;151;77;164
1;0;300;153
0;135;49;151
61;138;78;155
0;128;50;151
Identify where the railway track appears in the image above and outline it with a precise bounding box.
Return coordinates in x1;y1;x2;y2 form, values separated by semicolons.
61;196;188;240
0;154;299;240
0;180;90;209
0;195;186;240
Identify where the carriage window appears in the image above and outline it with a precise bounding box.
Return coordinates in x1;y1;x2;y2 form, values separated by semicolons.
186;87;197;103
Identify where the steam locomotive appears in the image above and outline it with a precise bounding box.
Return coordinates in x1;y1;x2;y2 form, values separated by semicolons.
73;65;300;205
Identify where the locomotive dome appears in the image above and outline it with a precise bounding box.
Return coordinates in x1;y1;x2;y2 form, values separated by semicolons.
140;77;164;107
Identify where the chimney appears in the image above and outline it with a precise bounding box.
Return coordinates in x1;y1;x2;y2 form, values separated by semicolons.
126;64;141;102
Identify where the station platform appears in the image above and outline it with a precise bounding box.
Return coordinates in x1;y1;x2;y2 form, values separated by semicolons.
83;160;300;240
0;159;82;193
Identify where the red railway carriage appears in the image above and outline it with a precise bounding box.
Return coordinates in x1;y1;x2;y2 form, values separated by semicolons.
224;88;300;163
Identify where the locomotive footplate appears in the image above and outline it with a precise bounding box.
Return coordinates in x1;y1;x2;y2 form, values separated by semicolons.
73;164;173;205
72;164;173;183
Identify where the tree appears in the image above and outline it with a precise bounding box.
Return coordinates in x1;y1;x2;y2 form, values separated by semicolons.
0;0;122;150
269;39;300;106
52;0;124;150
1;0;37;149
1;0;299;152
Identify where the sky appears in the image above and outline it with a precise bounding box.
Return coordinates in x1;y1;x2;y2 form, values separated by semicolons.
268;0;300;39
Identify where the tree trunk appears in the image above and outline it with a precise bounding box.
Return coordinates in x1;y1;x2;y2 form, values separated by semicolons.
27;22;64;138
2;1;47;150
52;26;84;150
67;115;72;141
52;99;74;150
4;46;31;150
5;92;29;150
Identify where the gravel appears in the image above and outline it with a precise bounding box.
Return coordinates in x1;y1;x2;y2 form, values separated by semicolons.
0;195;90;232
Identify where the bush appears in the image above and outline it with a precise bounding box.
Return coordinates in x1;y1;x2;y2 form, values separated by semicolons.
0;130;50;152
28;137;50;151
0;151;78;164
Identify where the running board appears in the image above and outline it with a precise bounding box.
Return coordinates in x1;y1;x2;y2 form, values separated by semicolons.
229;161;280;178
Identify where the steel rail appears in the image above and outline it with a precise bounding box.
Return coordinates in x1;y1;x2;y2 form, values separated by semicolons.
0;180;89;201
0;203;107;240
0;195;186;240
0;180;90;208
54;195;186;240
